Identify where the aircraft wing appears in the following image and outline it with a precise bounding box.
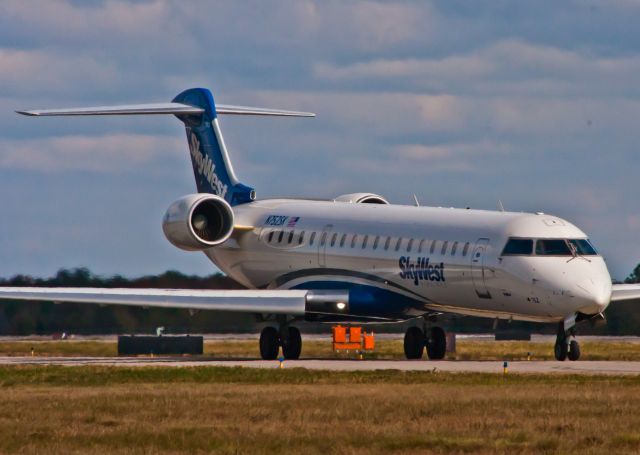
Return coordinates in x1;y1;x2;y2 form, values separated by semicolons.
610;284;640;302
0;287;349;316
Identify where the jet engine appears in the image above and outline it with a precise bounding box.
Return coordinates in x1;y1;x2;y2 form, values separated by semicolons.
162;194;234;251
334;193;389;204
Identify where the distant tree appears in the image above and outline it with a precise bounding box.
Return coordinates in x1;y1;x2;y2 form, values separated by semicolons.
625;263;640;283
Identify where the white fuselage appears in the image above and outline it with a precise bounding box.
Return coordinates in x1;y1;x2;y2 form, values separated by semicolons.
206;199;612;323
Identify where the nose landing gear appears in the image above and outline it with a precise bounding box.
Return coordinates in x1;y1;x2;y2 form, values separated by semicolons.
403;325;447;360
554;321;581;361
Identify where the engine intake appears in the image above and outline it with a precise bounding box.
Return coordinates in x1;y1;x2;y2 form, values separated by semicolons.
334;192;389;204
162;194;234;251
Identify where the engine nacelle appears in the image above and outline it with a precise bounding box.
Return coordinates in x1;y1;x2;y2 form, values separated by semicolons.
162;194;234;251
334;192;389;205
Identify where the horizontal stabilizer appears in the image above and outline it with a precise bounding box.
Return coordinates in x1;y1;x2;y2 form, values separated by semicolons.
17;103;315;118
216;104;315;117
16;103;204;117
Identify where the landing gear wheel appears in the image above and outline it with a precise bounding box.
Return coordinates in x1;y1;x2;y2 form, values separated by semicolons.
259;326;279;360
568;340;581;361
554;339;568;361
404;326;425;359
427;327;446;360
282;326;302;360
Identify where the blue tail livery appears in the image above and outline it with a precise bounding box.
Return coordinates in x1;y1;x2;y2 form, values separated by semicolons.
172;88;254;205
16;88;315;206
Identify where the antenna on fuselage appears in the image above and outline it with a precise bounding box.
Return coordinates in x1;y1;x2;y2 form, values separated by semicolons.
412;194;420;207
497;199;505;212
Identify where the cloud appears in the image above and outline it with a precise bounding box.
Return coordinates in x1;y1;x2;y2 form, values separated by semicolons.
337;140;512;176
0;49;120;97
0;134;183;173
314;39;640;97
0;1;638;280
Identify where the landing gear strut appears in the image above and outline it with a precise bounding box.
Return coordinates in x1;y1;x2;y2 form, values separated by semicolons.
554;321;580;361
403;325;447;360
259;325;302;360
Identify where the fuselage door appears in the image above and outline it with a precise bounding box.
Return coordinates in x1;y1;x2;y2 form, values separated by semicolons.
318;224;333;267
471;238;492;299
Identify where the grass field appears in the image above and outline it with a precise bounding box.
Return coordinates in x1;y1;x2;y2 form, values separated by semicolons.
0;366;639;454
3;337;640;361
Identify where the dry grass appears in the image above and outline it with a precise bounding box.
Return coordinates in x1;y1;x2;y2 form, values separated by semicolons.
0;366;638;454
3;338;640;361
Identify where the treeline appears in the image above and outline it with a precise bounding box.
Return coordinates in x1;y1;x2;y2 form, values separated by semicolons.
625;264;640;284
0;265;638;335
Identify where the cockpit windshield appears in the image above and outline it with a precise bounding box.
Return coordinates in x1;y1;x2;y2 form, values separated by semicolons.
567;239;598;255
501;238;598;256
535;239;571;255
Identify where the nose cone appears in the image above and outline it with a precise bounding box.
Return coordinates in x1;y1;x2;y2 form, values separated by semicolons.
574;277;612;315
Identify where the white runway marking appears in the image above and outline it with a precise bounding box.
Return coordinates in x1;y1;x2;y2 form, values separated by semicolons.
1;357;640;375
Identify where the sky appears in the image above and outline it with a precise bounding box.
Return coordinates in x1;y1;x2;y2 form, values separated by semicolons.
0;0;639;281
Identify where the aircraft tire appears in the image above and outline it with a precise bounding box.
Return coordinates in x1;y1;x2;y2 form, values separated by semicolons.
427;326;446;360
568;340;580;361
554;339;568;361
259;326;280;360
404;326;425;359
282;326;302;360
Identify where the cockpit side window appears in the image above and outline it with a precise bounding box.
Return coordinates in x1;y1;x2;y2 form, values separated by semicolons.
502;238;533;256
535;239;571;256
568;239;598;256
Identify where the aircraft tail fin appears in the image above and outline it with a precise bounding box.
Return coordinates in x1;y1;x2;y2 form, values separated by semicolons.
17;88;315;206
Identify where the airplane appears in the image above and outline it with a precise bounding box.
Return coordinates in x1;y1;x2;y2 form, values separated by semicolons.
2;87;639;361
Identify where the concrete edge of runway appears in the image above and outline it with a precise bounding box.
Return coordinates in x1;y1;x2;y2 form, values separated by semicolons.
1;356;640;375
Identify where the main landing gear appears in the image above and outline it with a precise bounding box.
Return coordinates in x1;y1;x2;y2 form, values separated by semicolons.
554;321;581;361
259;325;302;360
403;325;446;360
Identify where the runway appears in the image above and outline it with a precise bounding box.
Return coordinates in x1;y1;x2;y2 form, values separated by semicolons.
2;356;640;375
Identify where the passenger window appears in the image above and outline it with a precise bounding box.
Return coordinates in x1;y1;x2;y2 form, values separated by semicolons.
502;238;534;256
430;241;437;254
441;241;448;255
395;238;403;252
362;235;369;249
299;231;305;245
384;237;391;250
462;242;470;256
418;239;425;253
268;231;275;243
309;232;316;246
373;236;380;250
351;235;358;248
407;239;414;252
278;231;284;243
288;230;294;244
330;233;338;247
320;232;327;247
451;241;458;255
339;234;347;247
